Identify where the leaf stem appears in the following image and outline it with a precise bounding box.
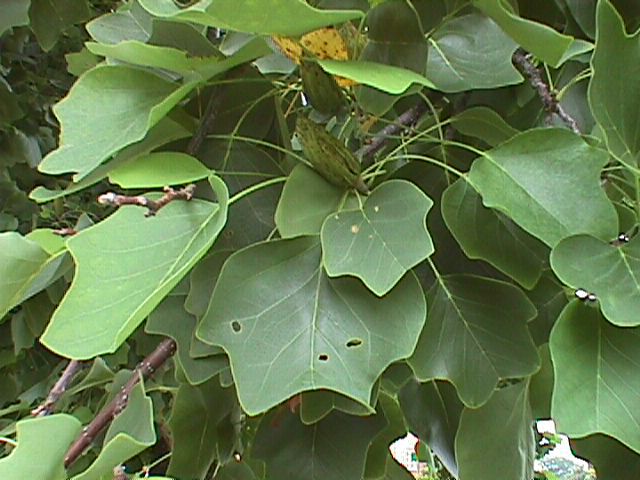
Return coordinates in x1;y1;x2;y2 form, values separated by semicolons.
0;437;17;447
228;176;288;205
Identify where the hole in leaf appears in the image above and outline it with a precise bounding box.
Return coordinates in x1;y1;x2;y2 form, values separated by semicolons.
231;321;242;333
318;354;329;361
346;338;362;348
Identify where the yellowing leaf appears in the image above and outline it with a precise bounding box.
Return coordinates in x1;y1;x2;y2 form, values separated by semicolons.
272;27;357;87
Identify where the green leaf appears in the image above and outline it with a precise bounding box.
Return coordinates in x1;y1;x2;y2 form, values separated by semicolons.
276;165;344;239
409;274;539;407
253;410;386;480
529;344;553;419
40;176;228;359
456;381;535;479
138;0;364;36
468;128;618;247
299;389;376;424
0;232;50;320
86;4;152;44
197;236;426;415
38;65;197;180
0;0;30;36
30;116;192;202
146;295;228;385
550;300;640;453
318;60;435;94
472;0;575;67
321;180;434;296
29;0;90;51
442;179;547;289
0;414;81;480
167;378;236;479
573;434;640;480
589;0;640;167
551;234;640;326
399;380;462;477
71;382;155;480
426;14;522;92
109;152;211;188
450;106;519;147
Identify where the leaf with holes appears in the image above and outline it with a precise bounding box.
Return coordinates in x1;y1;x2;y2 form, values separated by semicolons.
408;274;539;407
468;128;618;247
551;234;640;326
196;236;426;415
550;300;640;453
321;180;434;296
40;176;228;359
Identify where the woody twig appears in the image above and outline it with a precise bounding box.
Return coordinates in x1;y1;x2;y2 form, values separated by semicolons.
64;339;176;468
512;49;581;134
32;360;86;417
98;184;196;217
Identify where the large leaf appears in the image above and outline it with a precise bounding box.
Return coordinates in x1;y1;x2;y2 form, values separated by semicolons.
39;65;197;180
0;0;30;37
0;414;81;480
276;165;344;239
472;0;574;67
589;0;640;167
456;381;535;480
551;234;640;326
450;106;519;147
468;128;618;247
318;60;435;94
442;178;547;289
29;0;90;51
573;434;640;480
197;236;426;415
321;180;434;296
253;410;386;480
409;274;539;407
550;300;640;453
0;232;50;320
86;2;152;44
108;152;211;188
138;0;364;36
167;378;236;479
426;13;522;92
71;382;156;480
40;176;228;359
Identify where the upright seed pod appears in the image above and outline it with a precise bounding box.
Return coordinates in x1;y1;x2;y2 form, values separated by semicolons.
296;115;369;194
300;59;345;115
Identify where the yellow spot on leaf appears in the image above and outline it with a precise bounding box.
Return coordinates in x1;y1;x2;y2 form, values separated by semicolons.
351;224;360;234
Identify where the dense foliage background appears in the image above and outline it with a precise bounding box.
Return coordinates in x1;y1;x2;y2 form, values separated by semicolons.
1;0;639;479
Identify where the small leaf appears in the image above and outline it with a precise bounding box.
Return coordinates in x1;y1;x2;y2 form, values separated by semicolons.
0;414;81;480
138;0;364;36
427;14;522;92
318;60;435;94
41;176;228;359
551;234;640;326
442;178;547;289
589;0;640;166
456;381;535;479
450;106;519;147
28;0;90;51
550;300;640;453
70;383;155;480
0;0;30;37
109;152;211;188
573;434;640;480
409;274;539;407
276;165;344;239
472;0;575;67
468;128;618;247
197;236;426;415
253;410;385;480
86;3;152;44
321;180;434;296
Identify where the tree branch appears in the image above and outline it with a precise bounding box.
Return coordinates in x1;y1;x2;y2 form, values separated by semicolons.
32;360;86;417
512;49;581;134
64;339;177;468
98;184;196;217
356;101;428;160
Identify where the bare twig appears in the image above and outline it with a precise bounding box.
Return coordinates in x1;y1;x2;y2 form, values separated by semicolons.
186;87;224;156
98;184;196;217
64;339;177;468
32;360;86;417
356;101;428;160
52;227;78;236
512;49;581;134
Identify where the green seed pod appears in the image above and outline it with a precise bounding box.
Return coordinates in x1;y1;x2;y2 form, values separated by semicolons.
300;59;345;116
296;115;369;194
